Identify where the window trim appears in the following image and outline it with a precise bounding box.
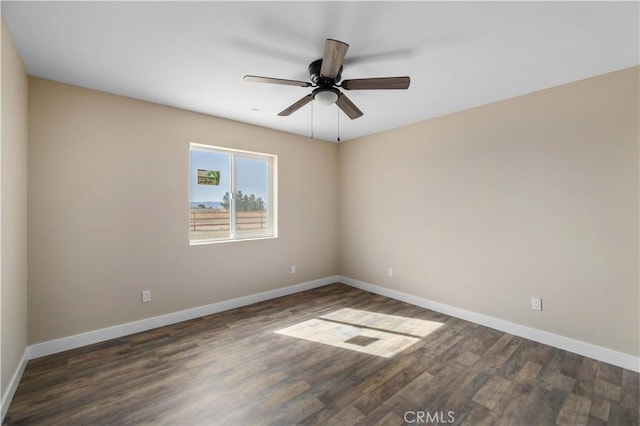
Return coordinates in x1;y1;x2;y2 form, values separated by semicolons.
189;143;277;245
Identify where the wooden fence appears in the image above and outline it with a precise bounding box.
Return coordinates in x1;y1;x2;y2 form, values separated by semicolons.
190;209;267;239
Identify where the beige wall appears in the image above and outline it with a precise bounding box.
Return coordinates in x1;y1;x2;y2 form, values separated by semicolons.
1;19;29;399
338;67;639;357
28;78;338;343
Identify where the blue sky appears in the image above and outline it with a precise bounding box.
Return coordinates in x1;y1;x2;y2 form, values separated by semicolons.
190;149;268;203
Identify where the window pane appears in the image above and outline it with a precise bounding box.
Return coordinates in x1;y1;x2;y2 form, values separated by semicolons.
190;149;231;241
235;156;271;238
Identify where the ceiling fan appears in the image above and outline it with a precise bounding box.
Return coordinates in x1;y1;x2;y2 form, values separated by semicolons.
243;39;410;120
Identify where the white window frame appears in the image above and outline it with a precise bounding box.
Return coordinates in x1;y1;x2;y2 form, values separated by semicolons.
189;143;277;245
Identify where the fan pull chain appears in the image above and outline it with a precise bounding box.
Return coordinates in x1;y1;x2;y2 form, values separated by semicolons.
337;107;341;142
310;101;314;139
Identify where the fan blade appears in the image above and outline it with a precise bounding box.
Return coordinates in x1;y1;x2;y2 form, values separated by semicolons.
244;75;311;87
341;77;410;90
335;92;363;120
278;94;313;116
320;39;349;79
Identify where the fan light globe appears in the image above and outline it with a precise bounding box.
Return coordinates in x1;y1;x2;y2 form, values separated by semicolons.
314;90;339;106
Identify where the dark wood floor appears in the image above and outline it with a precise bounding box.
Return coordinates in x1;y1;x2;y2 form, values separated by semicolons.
5;284;639;425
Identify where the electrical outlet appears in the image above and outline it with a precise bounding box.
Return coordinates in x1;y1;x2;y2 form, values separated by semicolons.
290;265;296;274
142;290;151;303
530;297;542;311
387;268;394;277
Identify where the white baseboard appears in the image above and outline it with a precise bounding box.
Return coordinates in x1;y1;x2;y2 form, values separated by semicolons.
29;276;338;359
338;275;639;373
1;347;29;421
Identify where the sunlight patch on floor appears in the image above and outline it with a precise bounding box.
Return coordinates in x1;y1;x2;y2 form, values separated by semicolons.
320;308;443;337
275;308;443;358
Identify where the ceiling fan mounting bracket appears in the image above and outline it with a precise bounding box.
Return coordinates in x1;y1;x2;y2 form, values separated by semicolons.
309;59;342;86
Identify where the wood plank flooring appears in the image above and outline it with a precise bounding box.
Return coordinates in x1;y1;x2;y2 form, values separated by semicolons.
4;284;639;425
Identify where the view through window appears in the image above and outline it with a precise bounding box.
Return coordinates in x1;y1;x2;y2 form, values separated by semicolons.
190;143;276;243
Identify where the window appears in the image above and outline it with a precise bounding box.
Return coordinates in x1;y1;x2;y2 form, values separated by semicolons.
189;143;276;244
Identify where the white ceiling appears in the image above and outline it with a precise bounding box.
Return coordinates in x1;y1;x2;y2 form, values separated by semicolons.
2;1;638;142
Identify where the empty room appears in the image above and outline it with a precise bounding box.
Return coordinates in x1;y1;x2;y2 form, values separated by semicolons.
1;1;638;425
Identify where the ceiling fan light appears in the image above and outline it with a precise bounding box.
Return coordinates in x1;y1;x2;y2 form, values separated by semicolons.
313;89;339;106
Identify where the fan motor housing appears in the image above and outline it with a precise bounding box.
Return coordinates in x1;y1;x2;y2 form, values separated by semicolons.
309;59;343;86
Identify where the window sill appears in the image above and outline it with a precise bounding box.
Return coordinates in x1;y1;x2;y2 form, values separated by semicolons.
189;235;277;246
